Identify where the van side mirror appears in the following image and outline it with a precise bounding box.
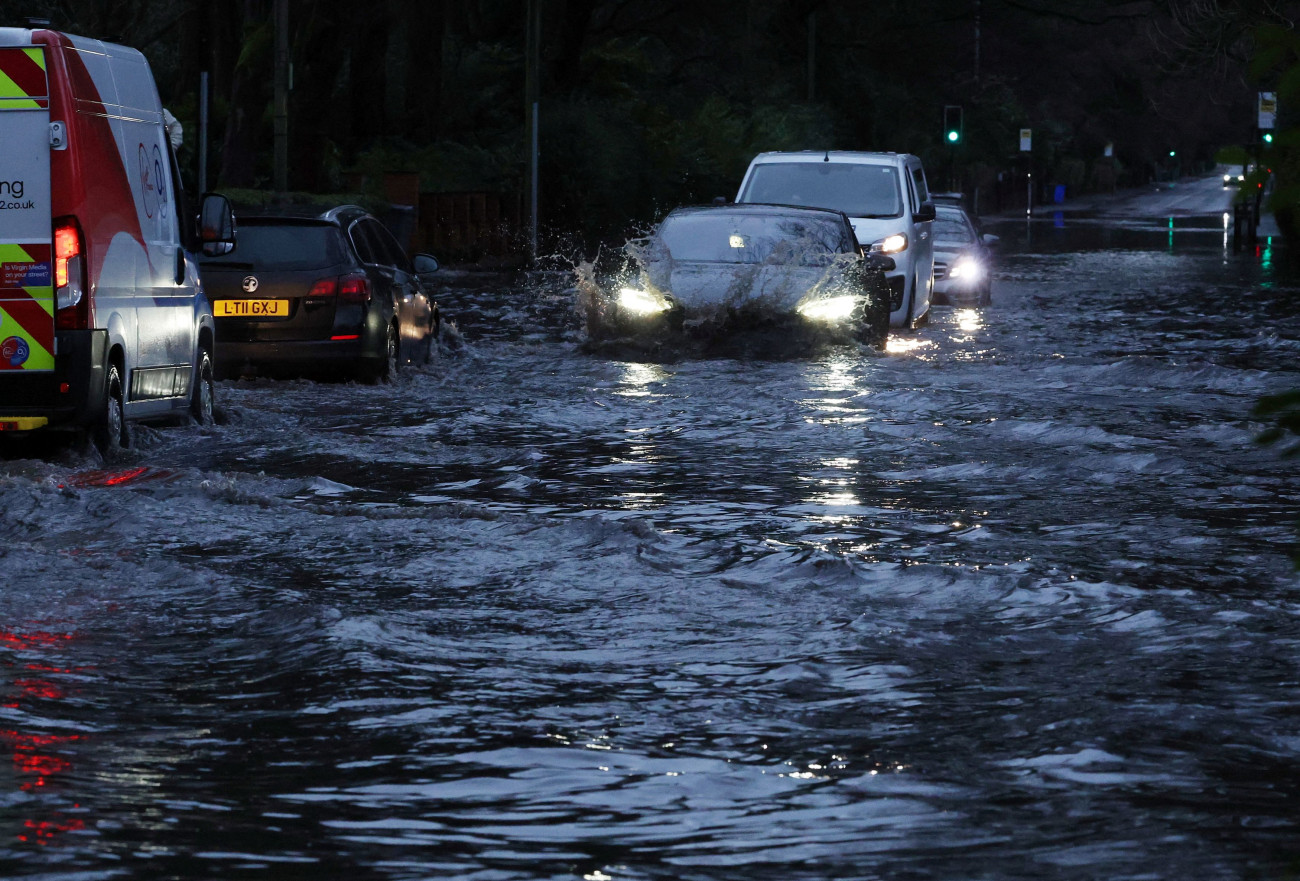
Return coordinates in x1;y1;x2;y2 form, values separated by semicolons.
913;201;936;223
198;193;236;257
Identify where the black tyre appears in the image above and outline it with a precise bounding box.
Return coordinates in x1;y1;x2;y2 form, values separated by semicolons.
191;349;215;425
94;364;128;454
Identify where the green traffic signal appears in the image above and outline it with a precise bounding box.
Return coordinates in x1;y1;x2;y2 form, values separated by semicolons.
943;105;962;145
1263;131;1274;144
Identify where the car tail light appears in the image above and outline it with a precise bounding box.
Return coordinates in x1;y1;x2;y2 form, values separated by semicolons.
308;278;337;297
339;273;370;303
53;218;88;330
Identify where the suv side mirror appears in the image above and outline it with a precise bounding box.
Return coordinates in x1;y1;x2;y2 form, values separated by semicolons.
913;200;936;223
198;193;237;257
413;253;440;275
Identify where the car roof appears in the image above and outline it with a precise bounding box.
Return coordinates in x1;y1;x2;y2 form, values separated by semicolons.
665;203;852;223
233;204;370;226
748;150;919;166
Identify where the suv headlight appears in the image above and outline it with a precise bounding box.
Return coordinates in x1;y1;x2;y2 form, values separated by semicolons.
870;233;908;255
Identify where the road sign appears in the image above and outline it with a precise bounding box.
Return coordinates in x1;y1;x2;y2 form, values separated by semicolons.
1259;92;1277;130
1019;128;1031;151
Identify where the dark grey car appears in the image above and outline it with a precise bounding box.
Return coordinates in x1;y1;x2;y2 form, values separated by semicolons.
583;203;893;350
199;205;440;381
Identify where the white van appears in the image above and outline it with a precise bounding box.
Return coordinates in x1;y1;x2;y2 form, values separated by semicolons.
735;151;936;328
0;27;235;451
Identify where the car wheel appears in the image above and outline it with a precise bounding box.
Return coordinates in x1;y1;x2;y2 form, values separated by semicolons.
191;349;215;426
94;363;128;454
421;313;438;365
978;285;993;307
380;323;399;383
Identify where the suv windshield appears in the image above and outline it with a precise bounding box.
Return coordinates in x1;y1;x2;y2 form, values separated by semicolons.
202;221;349;270
740;163;903;218
657;212;850;263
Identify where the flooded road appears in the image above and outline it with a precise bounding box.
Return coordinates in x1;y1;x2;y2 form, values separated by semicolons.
3;185;1299;879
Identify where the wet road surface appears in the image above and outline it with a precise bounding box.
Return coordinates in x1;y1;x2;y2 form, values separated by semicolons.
2;178;1298;879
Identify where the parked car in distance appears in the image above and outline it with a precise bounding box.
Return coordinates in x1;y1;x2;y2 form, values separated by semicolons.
0;26;237;453
583;203;894;350
199;206;440;382
734;151;936;330
931;204;998;307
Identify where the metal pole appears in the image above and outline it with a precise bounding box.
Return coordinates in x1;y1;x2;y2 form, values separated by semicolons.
525;0;540;263
198;71;209;193
273;0;289;195
530;101;539;261
807;11;816;102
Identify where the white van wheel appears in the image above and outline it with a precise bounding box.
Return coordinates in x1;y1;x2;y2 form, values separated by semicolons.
191;349;215;426
94;364;128;454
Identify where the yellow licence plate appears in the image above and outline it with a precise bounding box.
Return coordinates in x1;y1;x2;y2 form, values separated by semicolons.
216;299;289;318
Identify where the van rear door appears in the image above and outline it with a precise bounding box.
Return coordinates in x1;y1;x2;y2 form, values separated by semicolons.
0;45;55;374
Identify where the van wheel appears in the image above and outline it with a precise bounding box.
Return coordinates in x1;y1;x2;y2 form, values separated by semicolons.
191;349;215;426
94;364;128;454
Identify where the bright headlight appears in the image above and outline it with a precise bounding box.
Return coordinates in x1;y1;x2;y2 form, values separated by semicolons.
948;256;984;281
618;287;670;315
798;295;858;322
871;233;908;254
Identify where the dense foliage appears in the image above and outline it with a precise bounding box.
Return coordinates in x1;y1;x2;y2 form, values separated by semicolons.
0;0;1278;246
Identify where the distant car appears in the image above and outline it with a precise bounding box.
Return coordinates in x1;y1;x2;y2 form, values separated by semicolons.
583;203;894;349
931;205;997;307
199;206;440;381
1223;166;1246;187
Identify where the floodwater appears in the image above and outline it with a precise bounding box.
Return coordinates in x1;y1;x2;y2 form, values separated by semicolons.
2;197;1299;880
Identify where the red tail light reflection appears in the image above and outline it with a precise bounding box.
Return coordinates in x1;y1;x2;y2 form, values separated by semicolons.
3;628;87;843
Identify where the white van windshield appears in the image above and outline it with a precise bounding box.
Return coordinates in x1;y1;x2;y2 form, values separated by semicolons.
740;163;903;218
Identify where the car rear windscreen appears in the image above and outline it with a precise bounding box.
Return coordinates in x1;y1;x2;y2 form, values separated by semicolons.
202;222;348;270
657;213;850;263
740;163;903;218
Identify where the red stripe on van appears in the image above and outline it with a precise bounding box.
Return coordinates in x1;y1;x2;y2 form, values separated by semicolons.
0;48;48;100
0;298;55;367
38;35;146;288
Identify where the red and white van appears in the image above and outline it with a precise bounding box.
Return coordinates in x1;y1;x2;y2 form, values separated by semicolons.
0;27;235;451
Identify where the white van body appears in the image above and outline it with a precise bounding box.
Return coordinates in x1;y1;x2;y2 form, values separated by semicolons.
0;27;232;447
735;151;936;329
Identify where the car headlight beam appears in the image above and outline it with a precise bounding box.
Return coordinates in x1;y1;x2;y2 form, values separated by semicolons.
798;295;859;323
871;233;908;254
618;287;671;315
948;256;985;281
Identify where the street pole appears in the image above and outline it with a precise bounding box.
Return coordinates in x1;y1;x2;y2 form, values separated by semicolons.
198;71;208;194
525;0;540;264
807;11;816;102
272;0;289;196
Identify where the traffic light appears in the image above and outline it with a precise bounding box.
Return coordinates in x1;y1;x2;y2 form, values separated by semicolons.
943;105;963;144
1263;131;1274;144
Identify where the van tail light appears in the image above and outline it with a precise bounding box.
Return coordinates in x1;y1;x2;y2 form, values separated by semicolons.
54;218;88;330
338;273;370;303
